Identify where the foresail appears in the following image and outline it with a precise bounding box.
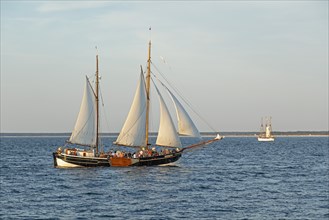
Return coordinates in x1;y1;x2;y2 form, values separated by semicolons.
167;90;201;138
115;72;147;147
155;86;182;148
69;77;97;146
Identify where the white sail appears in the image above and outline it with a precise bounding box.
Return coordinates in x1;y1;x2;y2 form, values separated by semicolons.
167;90;201;138
115;72;147;147
69;77;97;146
265;126;271;137
155;86;182;148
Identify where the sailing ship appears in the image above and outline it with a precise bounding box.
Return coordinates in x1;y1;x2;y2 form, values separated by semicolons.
258;116;275;142
53;40;222;168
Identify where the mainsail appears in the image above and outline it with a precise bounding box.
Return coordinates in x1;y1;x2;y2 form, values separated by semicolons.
115;72;147;147
166;89;201;138
114;40;212;150
155;86;182;148
69;77;97;146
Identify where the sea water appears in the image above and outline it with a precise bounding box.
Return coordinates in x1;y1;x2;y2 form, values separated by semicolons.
0;136;328;219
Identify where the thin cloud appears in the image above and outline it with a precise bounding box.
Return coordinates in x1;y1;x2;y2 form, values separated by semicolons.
37;1;109;12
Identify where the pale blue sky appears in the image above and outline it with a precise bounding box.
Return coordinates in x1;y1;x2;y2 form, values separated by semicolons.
1;1;328;133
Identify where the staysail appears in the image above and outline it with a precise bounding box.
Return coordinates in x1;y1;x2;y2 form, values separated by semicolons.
115;72;147;147
167;89;201;138
155;86;182;148
69;77;97;146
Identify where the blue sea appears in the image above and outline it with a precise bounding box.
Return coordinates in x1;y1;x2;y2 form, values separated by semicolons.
0;136;328;219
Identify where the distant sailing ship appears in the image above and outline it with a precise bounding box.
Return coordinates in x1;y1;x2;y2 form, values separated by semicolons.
258;116;275;142
53;40;222;168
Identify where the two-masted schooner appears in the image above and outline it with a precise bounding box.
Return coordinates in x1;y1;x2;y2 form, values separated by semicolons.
258;116;275;142
53;41;222;168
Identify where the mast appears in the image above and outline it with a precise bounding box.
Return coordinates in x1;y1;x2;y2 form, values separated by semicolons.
95;53;99;155
145;40;151;147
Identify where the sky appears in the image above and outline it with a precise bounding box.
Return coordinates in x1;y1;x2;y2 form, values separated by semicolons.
1;1;328;133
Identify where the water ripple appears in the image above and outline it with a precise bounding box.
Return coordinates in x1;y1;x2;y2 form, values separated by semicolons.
0;136;328;219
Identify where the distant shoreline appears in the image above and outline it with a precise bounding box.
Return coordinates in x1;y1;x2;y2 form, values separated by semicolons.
1;131;328;138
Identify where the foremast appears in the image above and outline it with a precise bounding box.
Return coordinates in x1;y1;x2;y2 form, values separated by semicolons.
145;40;151;148
260;117;264;135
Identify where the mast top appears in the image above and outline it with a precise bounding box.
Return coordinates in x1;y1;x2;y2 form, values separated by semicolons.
149;26;152;43
95;46;99;55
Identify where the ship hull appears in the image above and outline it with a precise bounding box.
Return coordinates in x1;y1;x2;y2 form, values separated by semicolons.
258;137;275;142
132;153;181;166
53;152;111;167
53;152;182;168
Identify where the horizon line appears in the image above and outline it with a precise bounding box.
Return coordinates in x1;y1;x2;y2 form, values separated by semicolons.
1;131;328;135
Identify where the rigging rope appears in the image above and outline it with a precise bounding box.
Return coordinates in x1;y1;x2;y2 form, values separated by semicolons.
151;62;217;132
99;84;111;134
98;84;112;151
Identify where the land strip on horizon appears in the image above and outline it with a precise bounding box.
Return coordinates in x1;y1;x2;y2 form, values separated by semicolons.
1;131;328;137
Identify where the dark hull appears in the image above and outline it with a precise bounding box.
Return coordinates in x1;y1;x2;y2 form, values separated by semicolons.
53;152;111;167
133;153;182;166
53;152;182;168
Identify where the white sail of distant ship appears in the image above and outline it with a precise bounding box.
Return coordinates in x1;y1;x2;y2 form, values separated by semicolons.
258;116;275;142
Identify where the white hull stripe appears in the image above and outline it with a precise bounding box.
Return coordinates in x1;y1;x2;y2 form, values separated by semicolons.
258;138;275;142
56;157;83;168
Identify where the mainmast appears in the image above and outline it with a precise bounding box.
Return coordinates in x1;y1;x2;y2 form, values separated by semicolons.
95;53;99;155
145;40;151;147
